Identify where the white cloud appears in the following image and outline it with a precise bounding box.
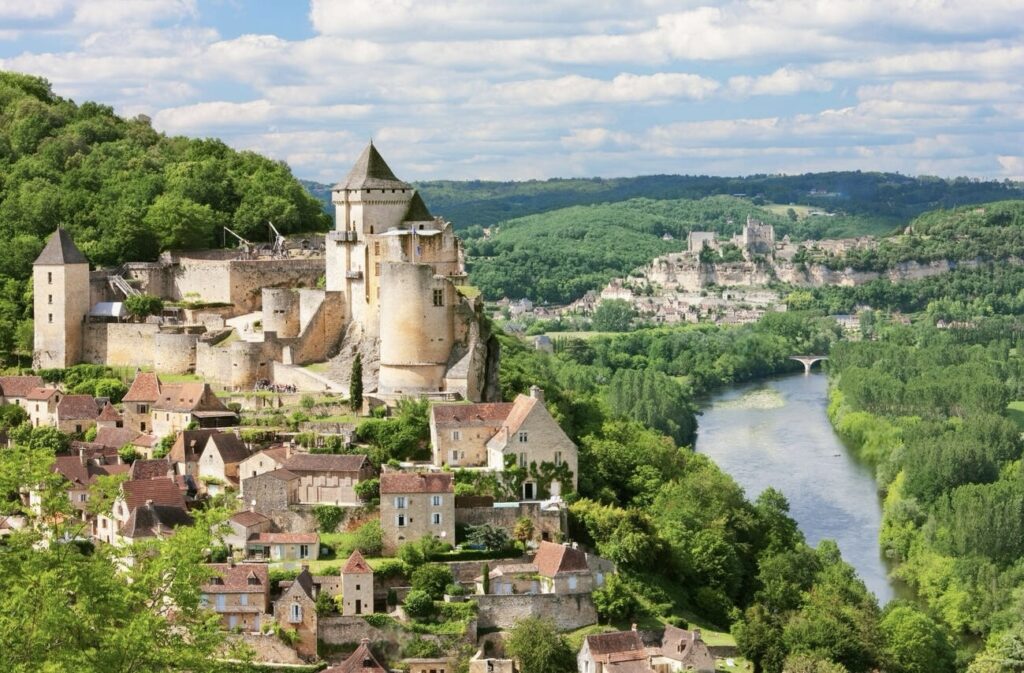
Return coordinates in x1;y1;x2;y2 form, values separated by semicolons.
72;0;197;27
484;72;719;107
153;99;373;133
858;80;1022;103
729;68;832;97
0;0;67;20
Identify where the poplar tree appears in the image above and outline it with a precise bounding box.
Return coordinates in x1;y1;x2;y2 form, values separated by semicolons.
350;353;363;411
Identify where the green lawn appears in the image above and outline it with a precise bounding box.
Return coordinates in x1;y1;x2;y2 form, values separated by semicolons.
1007;401;1024;429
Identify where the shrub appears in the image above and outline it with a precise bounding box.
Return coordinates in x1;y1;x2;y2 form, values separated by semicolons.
313;505;345;533
353;520;384;556
402;637;443;659
315;589;337;616
124;294;164;319
355;478;380;503
376;558;409;580
445;583;468;597
411;564;454;600
403;589;435;621
465;523;510;551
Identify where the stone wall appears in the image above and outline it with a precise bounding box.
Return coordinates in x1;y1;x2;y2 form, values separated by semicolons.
82;323;161;367
455;502;566;543
475;593;597;631
224;633;304;665
153;331;199;373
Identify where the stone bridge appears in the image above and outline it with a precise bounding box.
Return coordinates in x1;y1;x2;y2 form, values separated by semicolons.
789;355;829;374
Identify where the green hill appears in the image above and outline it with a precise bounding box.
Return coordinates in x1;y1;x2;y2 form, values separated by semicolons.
0;71;331;358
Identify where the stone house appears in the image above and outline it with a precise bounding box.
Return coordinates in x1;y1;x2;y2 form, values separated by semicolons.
238;445;291;483
225;508;273;551
167;428;221;477
26;386;62;427
273;566;318;658
55;394;100;435
341;550;374;616
323;638;385;673
577;627;715;673
150;382;237;437
0;375;46;411
246;532;319;562
200;561;270;632
93;426;147;452
379;471;455;554
122;371;161;434
475;542;611;596
127;458;174;481
430;386;577;499
282;453;374;506
96;401;124;429
242;468;300;515
197;432;251;492
47;452;129;523
95;476;188;545
119;500;194;544
578;630;649;673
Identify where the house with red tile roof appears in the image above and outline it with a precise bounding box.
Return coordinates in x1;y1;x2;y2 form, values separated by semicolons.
123;371;161;433
225;508;273;550
379;470;454;554
475;541;614;597
245;532;319;562
197;432;251;493
96;476;188;545
430;386;577;499
341;550;373;616
151;382;237;437
96;401;124;429
238;445;291;482
274;565;319;658
167;428;221;476
55;394;100;434
281;453;375;506
25;386;62;428
0;375;45;406
323;639;386;673
200;560;270;632
577;626;715;673
44;452;128;523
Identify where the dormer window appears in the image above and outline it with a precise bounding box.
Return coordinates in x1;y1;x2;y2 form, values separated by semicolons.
209;576;223;585
247;574;261;586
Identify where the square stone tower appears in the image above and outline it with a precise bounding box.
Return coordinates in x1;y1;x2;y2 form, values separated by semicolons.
33;228;90;369
341;549;374;616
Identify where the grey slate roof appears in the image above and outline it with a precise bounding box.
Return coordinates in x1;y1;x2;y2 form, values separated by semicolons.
35;228;88;266
404;192;433;221
333;142;411;191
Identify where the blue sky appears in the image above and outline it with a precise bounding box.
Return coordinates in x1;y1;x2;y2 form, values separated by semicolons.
1;0;1022;183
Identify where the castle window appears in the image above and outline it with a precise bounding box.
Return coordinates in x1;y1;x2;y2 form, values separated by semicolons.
48;314;52;324
374;241;380;255
375;263;380;276
554;451;562;466
47;295;52;304
370;226;374;234
47;272;52;284
432;289;443;307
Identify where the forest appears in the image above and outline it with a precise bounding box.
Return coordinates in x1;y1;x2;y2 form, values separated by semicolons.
302;169;1024;231
0;71;330;361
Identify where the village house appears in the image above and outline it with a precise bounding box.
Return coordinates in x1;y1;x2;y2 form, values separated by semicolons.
122;371;161;433
225;508;273;551
46;451;129;524
341;550;374;616
96;401;124;429
282;453;374;506
55;394;100;435
167;428;221;477
95;476;189;545
246;532;319;562
0;375;46;411
199;560;270;632
475;541;612;596
197;432;251;493
273;566;319;658
323;638;386;673
430;386;578;499
577;627;715;673
128;457;174;481
242;468;301;515
26;386;61;427
150;382;237;437
379;471;455;554
238;444;291;481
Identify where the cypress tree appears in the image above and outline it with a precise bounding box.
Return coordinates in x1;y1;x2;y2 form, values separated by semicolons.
349;353;363;412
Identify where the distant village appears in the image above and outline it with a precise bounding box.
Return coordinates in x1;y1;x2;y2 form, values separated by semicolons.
5;146;721;672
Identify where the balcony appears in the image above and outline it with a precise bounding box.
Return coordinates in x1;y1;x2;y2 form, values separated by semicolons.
328;230;359;243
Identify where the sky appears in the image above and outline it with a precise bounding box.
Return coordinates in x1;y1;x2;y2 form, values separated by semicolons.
0;0;1022;183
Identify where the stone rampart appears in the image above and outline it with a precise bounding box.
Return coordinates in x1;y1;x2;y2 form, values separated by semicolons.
475;593;597;631
455;502;566;542
82;323;160;367
153;332;198;373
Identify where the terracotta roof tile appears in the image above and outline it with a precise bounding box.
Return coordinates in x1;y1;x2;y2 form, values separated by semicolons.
0;375;45;399
431;402;514;426
204;433;250;464
121;477;186;511
123;372;162;403
380;471;453;495
501;395;537;436
586;631;647;658
201;563;269;593
128;458;172;481
533;541;589;578
323;639;387;673
97;402;122;422
343;550;372;574
57;395;100;420
154;383;227;413
121;502;192;539
169;429;220;463
94;426;144;450
25;386;59;401
254;468;299;481
284;453;368;473
230;510;271;527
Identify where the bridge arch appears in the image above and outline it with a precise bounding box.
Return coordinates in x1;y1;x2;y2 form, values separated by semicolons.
789;355;829;375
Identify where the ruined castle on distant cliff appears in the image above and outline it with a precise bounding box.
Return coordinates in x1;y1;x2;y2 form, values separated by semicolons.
33;143;499;402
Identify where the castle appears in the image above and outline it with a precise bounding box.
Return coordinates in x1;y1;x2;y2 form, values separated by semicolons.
33;143;499;402
686;215;775;258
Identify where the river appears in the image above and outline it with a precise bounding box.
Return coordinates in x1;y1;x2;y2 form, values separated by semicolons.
695;371;896;603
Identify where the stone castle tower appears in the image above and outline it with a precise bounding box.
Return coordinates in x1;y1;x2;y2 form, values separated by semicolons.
326;142;489;400
33;228;90;369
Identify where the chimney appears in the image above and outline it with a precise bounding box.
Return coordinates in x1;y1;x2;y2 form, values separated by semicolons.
529;385;544;402
79;447;88;466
